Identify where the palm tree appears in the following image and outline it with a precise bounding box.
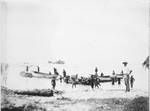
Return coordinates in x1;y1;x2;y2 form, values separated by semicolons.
142;56;149;69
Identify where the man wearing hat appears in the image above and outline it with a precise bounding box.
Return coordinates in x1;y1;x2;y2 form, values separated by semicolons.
122;62;132;92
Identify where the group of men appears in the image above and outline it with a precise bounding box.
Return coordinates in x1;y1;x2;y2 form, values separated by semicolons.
51;69;69;90
50;62;135;92
90;75;101;89
103;62;135;92
25;62;135;92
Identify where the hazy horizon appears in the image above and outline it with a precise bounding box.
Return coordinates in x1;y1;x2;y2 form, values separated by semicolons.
1;0;149;91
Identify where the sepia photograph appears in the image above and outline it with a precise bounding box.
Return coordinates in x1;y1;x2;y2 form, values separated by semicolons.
0;0;149;111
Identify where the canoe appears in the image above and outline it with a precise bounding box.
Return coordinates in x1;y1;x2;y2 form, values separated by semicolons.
20;71;58;79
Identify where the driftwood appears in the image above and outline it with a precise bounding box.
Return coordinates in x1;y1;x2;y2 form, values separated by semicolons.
13;89;54;97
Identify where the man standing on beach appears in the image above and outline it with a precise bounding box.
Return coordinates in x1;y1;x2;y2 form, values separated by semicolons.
130;75;135;88
59;75;63;83
63;69;66;78
51;77;56;90
26;65;29;72
72;77;77;88
37;66;40;72
117;77;121;85
90;75;95;90
95;67;98;76
112;70;115;85
122;62;132;92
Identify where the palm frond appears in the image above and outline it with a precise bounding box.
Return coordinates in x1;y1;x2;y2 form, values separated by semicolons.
142;56;149;69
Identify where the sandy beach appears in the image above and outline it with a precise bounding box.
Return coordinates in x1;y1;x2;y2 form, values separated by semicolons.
1;63;148;111
1;79;148;111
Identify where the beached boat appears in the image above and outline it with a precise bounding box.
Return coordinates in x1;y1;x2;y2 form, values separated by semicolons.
33;71;58;78
20;71;58;79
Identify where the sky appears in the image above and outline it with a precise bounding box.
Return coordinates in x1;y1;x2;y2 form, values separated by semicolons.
1;0;149;90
